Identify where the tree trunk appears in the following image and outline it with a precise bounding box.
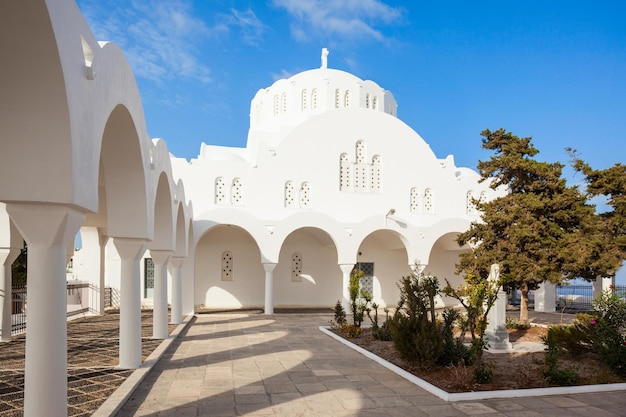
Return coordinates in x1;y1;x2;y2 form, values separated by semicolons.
520;282;529;325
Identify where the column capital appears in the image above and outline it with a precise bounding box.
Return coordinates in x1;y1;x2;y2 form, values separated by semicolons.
113;237;148;261
150;249;173;265
170;256;186;268
339;264;355;274
6;203;85;249
262;262;277;273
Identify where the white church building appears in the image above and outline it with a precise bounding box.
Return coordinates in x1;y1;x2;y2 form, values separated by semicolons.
0;1;516;416
173;47;497;313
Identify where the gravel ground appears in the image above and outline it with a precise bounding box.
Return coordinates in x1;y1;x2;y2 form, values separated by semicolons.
0;310;175;417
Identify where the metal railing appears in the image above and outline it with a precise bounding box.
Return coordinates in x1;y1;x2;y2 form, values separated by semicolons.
11;281;100;336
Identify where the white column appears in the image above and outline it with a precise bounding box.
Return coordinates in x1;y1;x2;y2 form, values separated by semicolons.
593;276;615;298
7;203;85;417
0;247;19;342
339;264;354;313
113;238;147;369
534;281;556;312
485;264;511;350
150;250;171;339
263;263;276;315
170;257;184;324
77;227;108;314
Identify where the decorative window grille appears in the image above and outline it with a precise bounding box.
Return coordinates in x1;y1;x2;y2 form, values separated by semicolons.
344;90;351;107
300;182;311;208
335;89;341;108
215;177;226;204
372;96;378;110
291;253;302;282
221;251;233;281
284;181;295;208
144;258;154;298
353;262;374;298
311;88;318;109
340;153;351;191
231;178;243;205
424;188;434;213
370;155;382;192
410;187;420;213
466;191;476;214
281;92;287;113
301;89;307;110
273;95;279;116
480;191;488;204
365;94;370;109
354;164;368;193
355;141;366;163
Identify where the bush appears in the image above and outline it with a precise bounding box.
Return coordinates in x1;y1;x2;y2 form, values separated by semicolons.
387;273;446;368
439;308;471;366
333;300;347;327
542;326;580;385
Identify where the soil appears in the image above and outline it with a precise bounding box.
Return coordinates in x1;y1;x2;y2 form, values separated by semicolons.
338;326;625;393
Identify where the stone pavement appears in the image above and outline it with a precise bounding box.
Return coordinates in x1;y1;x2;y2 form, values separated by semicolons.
115;312;626;417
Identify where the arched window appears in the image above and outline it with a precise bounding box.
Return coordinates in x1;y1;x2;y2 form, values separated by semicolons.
410;187;420;213
365;94;370;109
284;181;295;208
311;88;318;109
221;251;233;281
335;88;341;108
273;95;279;116
354;141;368;193
300;182;311;208
466;191;476;214
344;90;351;107
291;253;302;282
480;191;488;204
301;89;307;110
231;178;243;205
424;188;434;213
281;92;287;113
340;153;351;191
370;155;382;192
372;96;378;110
355;140;366;163
215;177;226;204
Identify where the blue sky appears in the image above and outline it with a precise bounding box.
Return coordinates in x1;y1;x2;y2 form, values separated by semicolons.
75;0;626;280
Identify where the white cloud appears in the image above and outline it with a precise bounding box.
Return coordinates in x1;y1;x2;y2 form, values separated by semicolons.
271;69;294;81
227;9;265;46
272;0;403;42
78;0;213;84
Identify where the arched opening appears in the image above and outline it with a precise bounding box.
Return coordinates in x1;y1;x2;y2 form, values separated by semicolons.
276;227;339;307
194;225;263;309
357;230;411;307
426;232;471;305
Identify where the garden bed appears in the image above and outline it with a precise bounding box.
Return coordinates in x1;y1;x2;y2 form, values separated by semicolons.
329;326;625;393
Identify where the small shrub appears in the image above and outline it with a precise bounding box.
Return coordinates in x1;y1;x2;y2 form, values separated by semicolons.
333;300;347;327
368;303;393;341
474;363;494;384
438;308;471;366
506;317;530;330
340;323;363;338
349;269;371;327
542;326;580;385
544;367;579;386
388;273;443;368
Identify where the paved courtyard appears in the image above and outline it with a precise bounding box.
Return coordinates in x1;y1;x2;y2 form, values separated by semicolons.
0;310;624;416
116;312;626;417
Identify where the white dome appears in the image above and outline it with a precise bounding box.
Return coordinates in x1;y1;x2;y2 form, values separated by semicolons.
248;50;398;137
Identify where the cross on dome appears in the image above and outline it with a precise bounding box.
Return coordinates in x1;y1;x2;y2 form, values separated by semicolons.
321;48;329;69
